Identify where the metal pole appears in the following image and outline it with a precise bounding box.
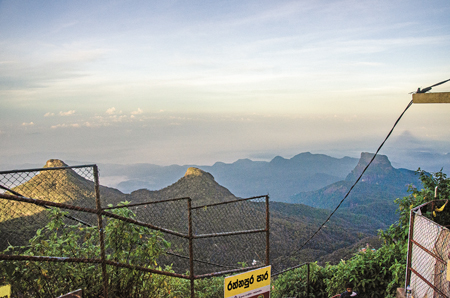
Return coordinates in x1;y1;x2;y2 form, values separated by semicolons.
405;210;415;293
307;262;310;297
94;165;108;298
266;195;270;266
188;198;195;298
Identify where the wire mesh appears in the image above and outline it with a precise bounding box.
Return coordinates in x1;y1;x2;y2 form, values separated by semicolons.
102;199;192;276
409;204;450;298
0;164;269;297
0;165;97;251
191;196;268;276
192;198;266;235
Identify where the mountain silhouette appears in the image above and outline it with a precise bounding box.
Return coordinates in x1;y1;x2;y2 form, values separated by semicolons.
108;152;358;201
129;167;237;207
288;152;420;225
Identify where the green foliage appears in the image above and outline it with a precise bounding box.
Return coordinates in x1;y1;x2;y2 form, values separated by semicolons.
325;243;406;298
0;202;174;297
273;169;450;298
380;169;450;246
272;262;330;298
168;277;224;298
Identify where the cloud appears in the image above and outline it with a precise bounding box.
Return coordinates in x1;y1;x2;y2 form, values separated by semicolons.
131;108;143;115
22;122;34;126
44;112;55;117
106;107;116;114
59;110;76;116
51;123;80;129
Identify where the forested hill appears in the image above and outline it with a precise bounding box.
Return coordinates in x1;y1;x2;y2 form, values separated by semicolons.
288;152;421;226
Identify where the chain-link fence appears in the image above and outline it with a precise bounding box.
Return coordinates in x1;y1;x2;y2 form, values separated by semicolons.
191;196;269;277
407;200;450;298
0;164;269;297
0;164;98;251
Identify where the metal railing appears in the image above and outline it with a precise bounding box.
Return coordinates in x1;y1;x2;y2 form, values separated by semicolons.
0;164;270;297
406;200;450;298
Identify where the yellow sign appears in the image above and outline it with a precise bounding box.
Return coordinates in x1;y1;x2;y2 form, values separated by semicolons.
224;265;271;298
447;260;450;281
0;284;11;298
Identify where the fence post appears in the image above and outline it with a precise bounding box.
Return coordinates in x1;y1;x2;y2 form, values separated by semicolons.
405;209;415;293
188;198;195;298
94;165;108;298
307;262;310;297
266;195;270;266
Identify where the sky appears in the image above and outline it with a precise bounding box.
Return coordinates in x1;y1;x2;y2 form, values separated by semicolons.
1;0;450;171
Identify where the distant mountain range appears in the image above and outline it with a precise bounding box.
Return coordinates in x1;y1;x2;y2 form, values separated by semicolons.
1;159;389;268
289;152;421;225
114;151;422;228
99;152;359;201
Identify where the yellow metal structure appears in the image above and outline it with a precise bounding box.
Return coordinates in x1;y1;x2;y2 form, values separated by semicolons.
413;92;450;103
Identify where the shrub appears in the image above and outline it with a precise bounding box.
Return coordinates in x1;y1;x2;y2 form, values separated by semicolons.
0;202;174;297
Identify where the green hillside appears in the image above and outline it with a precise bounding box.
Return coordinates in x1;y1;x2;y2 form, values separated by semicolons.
126;166;385;267
289;153;420;226
0;159;127;249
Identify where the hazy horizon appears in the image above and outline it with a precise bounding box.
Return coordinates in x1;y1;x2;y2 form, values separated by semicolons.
1;1;449;171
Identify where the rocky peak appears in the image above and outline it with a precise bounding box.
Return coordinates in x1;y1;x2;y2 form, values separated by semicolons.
44;159;69;168
184;167;215;180
345;152;394;182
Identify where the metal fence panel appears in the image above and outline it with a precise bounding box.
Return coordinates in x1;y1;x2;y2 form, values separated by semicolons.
0;166;98;251
0;165;269;297
191;196;268;277
408;203;450;298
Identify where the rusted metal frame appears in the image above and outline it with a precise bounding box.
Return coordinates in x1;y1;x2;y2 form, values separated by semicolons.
272;262;309;277
0;254;100;263
0;185;92;227
101;210;188;238
411;200;447;213
409;267;449;298
0;184;26;196
191;195;267;210
166;251;238;269
0;193;188;238
193;228;266;239
0;164;97;175
94;166;108;298
103;259;190;279
405;210;415;291
103;196;191;210
0;254;190;279
0;192;98;212
411;239;446;264
188;198;195;298
194;265;266;279
265;195;270;266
